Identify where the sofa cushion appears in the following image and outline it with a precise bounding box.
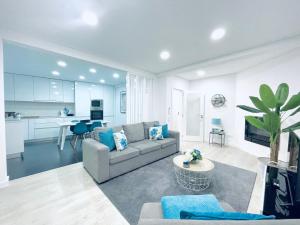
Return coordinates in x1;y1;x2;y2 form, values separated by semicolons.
129;140;161;155
143;121;160;139
94;126;123;141
154;138;176;148
123;123;145;143
109;147;140;164
98;128;115;151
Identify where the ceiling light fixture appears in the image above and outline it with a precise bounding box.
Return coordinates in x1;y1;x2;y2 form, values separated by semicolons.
160;50;170;60
89;68;97;74
113;73;120;79
196;70;206;76
99;79;105;83
52;70;60;76
79;75;85;80
210;27;226;41
57;61;67;67
81;11;98;26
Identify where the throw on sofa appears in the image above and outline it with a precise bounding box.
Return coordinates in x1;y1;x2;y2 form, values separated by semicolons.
82;121;180;183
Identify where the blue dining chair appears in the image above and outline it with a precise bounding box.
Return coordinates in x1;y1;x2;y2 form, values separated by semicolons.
89;121;102;132
70;122;88;150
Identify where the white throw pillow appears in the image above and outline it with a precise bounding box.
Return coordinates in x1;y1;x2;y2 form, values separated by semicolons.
113;130;128;151
149;126;164;140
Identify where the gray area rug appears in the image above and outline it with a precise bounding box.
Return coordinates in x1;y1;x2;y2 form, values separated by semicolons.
98;154;257;225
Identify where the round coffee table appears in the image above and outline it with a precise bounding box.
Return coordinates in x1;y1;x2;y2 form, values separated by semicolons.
173;155;215;192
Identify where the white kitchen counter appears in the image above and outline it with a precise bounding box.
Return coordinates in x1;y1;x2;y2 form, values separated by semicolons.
5;119;25;158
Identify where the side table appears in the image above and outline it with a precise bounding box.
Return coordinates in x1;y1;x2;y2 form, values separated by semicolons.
209;131;225;147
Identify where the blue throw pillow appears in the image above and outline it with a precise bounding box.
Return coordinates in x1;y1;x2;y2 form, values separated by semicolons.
155;124;169;138
161;195;223;219
99;128;115;151
180;211;275;220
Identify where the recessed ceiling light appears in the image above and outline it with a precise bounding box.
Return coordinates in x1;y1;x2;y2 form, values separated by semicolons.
113;73;120;79
196;70;206;76
52;85;57;89
89;68;97;74
57;61;67;67
210;28;226;41
79;75;85;80
99;79;105;83
81;11;98;26
52;70;60;76
160;50;170;60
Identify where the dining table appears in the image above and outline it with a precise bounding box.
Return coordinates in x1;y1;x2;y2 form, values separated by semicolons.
56;120;109;150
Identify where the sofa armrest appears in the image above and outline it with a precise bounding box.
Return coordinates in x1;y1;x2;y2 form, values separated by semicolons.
168;130;180;152
82;138;110;183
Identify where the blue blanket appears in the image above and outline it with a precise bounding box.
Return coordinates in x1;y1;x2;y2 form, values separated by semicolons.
161;194;224;219
180;211;276;220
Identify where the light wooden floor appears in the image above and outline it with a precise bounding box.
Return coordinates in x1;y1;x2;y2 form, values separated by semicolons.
0;142;263;225
0;163;129;225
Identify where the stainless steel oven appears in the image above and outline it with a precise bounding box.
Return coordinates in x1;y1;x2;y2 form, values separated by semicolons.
90;110;103;120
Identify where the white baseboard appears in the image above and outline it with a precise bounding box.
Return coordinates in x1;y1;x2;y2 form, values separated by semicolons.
0;176;9;188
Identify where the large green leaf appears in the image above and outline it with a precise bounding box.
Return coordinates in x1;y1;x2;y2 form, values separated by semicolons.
282;122;300;133
275;83;289;107
259;84;276;108
250;96;271;113
245;116;266;131
237;105;262;113
281;93;300;111
289;106;300;117
263;112;280;134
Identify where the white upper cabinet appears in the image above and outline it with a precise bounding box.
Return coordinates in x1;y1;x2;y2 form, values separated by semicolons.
33;77;50;101
75;82;91;117
103;85;115;116
63;81;75;103
14;75;34;101
49;79;63;102
4;73;14;101
90;84;103;100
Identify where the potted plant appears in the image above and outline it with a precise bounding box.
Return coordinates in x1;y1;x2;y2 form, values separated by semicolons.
185;148;202;164
237;83;300;164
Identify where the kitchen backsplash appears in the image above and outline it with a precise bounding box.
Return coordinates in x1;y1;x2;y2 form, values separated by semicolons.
5;101;75;117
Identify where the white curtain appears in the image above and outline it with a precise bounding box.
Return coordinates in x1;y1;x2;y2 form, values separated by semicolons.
126;73;155;124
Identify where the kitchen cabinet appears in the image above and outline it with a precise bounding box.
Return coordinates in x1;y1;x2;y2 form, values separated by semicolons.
75;82;92;116
103;85;115;116
4;73;14;101
34;77;50;101
63;81;75;103
14;75;34;101
5;120;24;158
90;84;103;100
50;79;63;102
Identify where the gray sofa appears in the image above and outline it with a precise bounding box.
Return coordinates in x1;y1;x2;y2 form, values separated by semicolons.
138;202;299;225
82;121;180;183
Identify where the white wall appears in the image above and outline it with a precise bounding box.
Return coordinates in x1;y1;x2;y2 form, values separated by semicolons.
0;38;9;187
114;84;126;125
189;74;237;145
235;49;300;161
5;101;75;117
160;49;300;161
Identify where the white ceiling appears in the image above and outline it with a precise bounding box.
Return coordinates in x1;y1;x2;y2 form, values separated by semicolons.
3;41;127;85
0;0;300;75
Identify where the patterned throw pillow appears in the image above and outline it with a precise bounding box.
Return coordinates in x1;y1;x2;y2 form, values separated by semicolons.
113;130;128;151
149;126;164;140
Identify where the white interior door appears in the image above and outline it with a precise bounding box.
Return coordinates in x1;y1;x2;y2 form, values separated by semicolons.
171;89;184;136
185;92;205;142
